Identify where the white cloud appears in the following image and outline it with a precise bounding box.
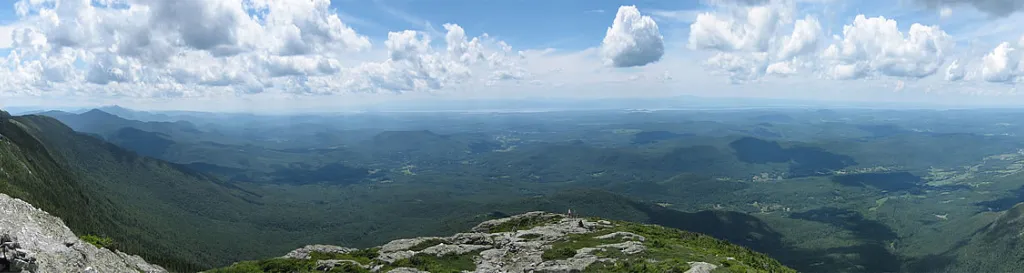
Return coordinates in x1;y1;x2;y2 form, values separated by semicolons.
822;15;954;79
600;5;665;68
777;15;822;60
688;5;787;52
705;52;769;83
0;25;16;48
687;2;821;81
945;59;965;81
981;42;1023;83
0;0;528;97
914;0;1024;17
940;7;953;18
647;9;702;23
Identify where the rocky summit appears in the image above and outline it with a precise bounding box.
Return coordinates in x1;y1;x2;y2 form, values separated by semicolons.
208;211;794;273
0;193;167;273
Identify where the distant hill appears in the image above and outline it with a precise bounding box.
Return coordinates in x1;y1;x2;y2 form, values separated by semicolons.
38;108;220;161
41;108;201;137
96;105;179;122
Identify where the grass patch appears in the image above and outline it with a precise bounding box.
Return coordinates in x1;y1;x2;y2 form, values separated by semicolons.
308;248;380;265
408;239;446;252
615;221;796;273
206;258;374;273
519;233;542;240
542;246;578;260
541;230;620;261
585;258;691;273
80;234;114;249
388;251;480;273
205;258;315;273
488;214;563;233
545;220;795;273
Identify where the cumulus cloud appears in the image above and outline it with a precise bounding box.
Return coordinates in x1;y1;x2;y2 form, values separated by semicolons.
688;5;787;52
946;59;965;81
704;52;769;83
600;6;665;68
981;42;1023;83
777;15;822;60
822;15;954;79
335;25;526;94
913;0;1024;17
687;1;823;81
0;0;527;97
687;2;966;84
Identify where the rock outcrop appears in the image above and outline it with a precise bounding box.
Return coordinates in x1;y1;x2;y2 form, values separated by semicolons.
210;211;795;273
0;193;167;273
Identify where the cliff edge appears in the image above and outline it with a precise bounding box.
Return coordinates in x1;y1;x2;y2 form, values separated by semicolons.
0;193;167;273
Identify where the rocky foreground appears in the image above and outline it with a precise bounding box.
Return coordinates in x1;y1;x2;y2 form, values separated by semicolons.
0;190;793;273
0;193;167;273
209;212;794;273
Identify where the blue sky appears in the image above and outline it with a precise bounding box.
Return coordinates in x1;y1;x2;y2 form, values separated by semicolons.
2;0;1024;112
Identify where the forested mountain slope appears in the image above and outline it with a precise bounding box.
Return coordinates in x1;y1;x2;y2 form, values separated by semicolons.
0;109;806;272
1;110;284;271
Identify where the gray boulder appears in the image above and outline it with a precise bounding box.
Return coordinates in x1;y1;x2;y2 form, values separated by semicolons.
283;244;356;259
0;193;167;273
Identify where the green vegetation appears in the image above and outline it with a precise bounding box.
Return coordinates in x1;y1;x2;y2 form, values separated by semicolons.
541;231;619;260
407;239;446;252
2;114;284;271
307;248;380;265
585;259;691;273
204;258;317;273
14;107;1024;272
617;222;794;273
388;251;480;273
80;234;115;249
209;250;478;273
538;220;795;273
519;233;542;240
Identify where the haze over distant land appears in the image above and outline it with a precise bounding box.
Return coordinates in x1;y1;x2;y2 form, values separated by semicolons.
4;95;1017;115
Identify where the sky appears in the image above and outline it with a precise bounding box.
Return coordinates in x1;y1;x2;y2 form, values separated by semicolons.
2;0;1024;112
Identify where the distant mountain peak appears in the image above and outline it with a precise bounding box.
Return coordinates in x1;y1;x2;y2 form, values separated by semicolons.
82;108;115;116
79;109;128;121
98;105;132;112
